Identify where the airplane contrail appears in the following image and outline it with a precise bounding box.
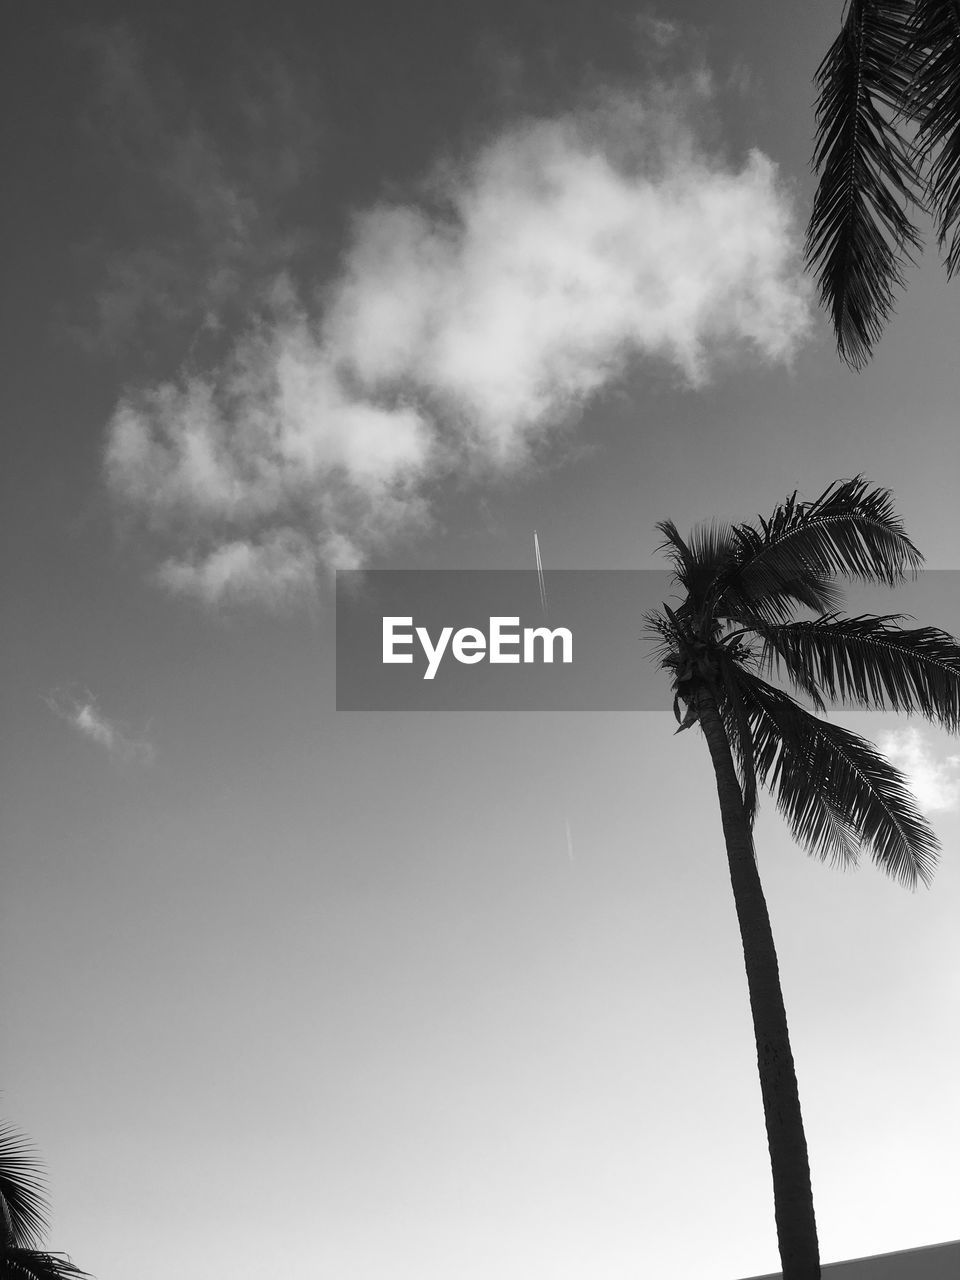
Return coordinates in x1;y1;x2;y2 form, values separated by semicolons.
533;529;548;618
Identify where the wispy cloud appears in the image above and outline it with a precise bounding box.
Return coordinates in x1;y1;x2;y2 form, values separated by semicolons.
100;55;812;606
879;726;960;814
46;688;155;764
69;26;319;358
634;11;683;51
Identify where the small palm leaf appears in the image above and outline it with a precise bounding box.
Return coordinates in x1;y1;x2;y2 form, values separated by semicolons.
674;702;699;732
806;0;924;369
908;0;960;274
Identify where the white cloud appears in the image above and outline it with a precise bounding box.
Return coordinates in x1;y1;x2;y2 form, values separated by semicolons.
157;529;318;608
105;293;434;600
46;689;155;764
104;81;812;607
878;726;960;814
325;99;809;460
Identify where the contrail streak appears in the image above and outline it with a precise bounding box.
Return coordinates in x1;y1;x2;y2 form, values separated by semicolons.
533;529;548;618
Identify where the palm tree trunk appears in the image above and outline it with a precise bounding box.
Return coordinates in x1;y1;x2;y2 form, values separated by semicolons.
695;687;820;1280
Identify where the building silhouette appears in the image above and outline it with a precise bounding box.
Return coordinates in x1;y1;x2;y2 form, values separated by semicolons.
740;1238;960;1279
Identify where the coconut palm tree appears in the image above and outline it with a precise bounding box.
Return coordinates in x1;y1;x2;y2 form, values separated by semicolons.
0;1122;88;1279
647;477;960;1279
806;1;960;368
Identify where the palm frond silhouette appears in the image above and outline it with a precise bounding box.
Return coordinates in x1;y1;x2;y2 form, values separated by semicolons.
0;1124;89;1280
807;1;960;367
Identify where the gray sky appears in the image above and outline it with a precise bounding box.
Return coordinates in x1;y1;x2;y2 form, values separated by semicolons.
4;3;960;1277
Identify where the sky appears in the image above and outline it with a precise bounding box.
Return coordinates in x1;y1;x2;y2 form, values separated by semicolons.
3;2;960;1277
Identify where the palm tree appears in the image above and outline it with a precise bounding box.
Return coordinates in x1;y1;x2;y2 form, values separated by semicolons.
647;477;960;1279
0;1122;89;1279
806;1;960;368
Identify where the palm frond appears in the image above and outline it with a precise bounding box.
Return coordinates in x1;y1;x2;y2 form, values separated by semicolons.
732;668;862;870
0;1127;48;1252
643;607;674;662
757;613;960;727
0;1250;90;1279
727;478;923;606
717;571;844;629
908;0;960;273
738;669;939;887
806;0;923;369
749;620;830;713
686;521;736;570
653;519;692;577
654;519;735;608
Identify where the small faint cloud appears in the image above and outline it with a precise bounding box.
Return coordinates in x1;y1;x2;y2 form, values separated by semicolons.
46;688;155;764
727;59;758;100
635;12;682;50
878;726;960;814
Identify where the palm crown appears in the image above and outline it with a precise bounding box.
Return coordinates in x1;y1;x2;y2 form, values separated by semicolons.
648;476;960;887
0;1124;88;1280
806;1;960;368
